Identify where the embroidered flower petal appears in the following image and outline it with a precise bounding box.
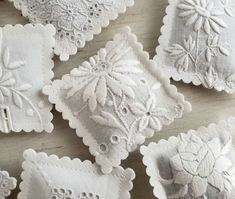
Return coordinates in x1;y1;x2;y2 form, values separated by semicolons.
139;116;149;132
83;77;99;103
149;116;162;131
96;76;107;106
208;171;224;191
129;103;146;116
190;176;208;197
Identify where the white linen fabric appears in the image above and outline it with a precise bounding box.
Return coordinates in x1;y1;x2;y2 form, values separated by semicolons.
154;0;235;93
18;149;135;199
9;0;134;61
141;117;235;199
43;27;192;174
0;24;55;133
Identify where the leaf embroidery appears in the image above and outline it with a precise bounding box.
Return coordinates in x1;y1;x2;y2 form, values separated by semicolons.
90;111;123;129
167;0;233;90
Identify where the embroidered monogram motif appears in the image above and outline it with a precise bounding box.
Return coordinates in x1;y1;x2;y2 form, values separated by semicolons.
43;27;191;173
10;0;134;61
141;118;235;199
154;0;235;93
19;149;135;199
0;24;55;133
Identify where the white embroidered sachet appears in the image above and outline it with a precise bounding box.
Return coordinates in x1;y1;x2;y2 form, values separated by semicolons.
0;24;55;133
9;0;135;61
141;117;235;199
154;0;235;93
43;27;192;173
0;170;17;199
18;149;135;199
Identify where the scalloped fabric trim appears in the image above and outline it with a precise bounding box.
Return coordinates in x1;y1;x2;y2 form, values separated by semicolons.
141;117;235;199
18;149;135;199
43;26;191;174
154;0;235;93
0;170;17;199
0;24;55;133
9;0;135;61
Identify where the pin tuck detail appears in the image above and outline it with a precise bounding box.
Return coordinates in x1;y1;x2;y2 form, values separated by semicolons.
18;149;135;199
9;0;135;61
154;0;235;93
0;24;55;133
43;27;191;173
141;117;235;199
0;170;17;199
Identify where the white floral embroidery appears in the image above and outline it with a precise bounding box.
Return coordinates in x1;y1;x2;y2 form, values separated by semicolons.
68;48;142;112
0;29;43;132
129;94;171;132
10;0;134;60
169;134;235;198
166;0;235;90
177;0;227;34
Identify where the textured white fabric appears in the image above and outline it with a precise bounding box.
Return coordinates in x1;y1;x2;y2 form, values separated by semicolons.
9;0;134;61
0;170;16;199
154;0;235;93
18;149;135;199
0;24;55;133
141;117;235;199
43;27;192;174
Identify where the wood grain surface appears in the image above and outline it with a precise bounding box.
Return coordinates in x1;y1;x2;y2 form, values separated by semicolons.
0;0;235;198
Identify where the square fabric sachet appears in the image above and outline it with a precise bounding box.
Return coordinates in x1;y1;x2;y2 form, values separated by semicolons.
18;149;135;199
154;0;235;93
141;117;235;199
43;27;191;173
0;24;55;133
9;0;135;61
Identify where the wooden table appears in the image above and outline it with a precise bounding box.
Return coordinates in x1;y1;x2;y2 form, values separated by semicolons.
0;0;235;198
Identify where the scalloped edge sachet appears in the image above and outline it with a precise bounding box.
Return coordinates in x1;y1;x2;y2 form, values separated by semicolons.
0;24;55;133
43;26;191;173
9;0;135;61
154;0;235;93
0;170;17;199
18;149;135;199
141;117;235;199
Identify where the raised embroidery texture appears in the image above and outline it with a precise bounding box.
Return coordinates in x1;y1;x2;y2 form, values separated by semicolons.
9;0;134;61
154;0;235;93
0;24;55;133
0;170;17;199
43;27;191;173
18;149;135;199
141;117;235;199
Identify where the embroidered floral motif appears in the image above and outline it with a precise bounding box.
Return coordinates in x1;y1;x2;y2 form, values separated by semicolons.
0;29;43;132
68;48;142;112
10;0;134;60
43;27;191;173
177;0;227;34
169;134;235;198
166;0;235;90
129;94;170;132
0;170;17;199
